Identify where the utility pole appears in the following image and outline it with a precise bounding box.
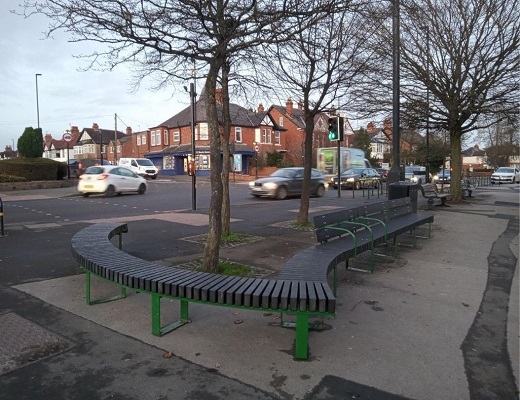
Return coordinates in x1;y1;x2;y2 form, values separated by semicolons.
114;113;118;164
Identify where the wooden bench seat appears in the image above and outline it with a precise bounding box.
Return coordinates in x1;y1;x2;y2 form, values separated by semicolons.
71;222;336;360
420;183;450;207
281;197;434;277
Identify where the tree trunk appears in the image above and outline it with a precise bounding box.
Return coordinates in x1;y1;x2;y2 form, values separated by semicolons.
202;65;223;272
221;62;232;237
450;131;462;203
297;115;316;225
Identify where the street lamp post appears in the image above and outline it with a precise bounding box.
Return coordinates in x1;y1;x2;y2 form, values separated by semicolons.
387;0;401;188
425;29;430;183
35;74;42;129
97;130;103;165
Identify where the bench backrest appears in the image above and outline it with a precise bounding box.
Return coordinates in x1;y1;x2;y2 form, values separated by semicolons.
386;197;414;219
421;183;437;195
313;208;361;243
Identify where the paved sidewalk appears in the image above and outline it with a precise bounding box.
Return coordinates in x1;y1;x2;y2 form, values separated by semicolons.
0;184;518;399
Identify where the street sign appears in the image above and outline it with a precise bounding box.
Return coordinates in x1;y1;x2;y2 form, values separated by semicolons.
63;133;72;142
254;145;259;152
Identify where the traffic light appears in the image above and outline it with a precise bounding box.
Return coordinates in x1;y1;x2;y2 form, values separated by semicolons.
338;116;345;141
328;117;339;141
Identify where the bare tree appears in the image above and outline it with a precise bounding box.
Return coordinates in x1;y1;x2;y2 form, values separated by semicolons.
19;0;334;271
364;0;519;201
258;5;376;224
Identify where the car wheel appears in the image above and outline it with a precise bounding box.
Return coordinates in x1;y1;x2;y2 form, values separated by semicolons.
82;193;89;198
138;183;146;194
355;181;361;190
276;186;288;200
315;185;325;197
151;176;157;180
105;185;116;197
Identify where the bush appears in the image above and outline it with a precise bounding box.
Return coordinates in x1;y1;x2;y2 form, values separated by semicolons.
0;173;28;183
0;158;66;181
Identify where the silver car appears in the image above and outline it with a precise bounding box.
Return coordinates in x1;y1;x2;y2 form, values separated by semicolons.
491;167;520;184
249;167;326;199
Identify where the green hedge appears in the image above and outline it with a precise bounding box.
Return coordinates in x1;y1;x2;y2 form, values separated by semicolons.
0;158;66;182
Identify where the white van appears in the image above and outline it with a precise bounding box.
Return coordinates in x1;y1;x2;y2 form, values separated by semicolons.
118;158;158;179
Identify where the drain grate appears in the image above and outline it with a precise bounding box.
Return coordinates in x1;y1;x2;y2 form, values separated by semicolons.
0;312;72;375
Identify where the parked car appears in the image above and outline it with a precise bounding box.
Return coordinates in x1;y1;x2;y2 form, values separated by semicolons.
404;166;428;184
433;168;451;184
331;167;381;190
375;168;389;182
68;158;110;178
491;167;520;184
249;167;326;199
77;165;148;197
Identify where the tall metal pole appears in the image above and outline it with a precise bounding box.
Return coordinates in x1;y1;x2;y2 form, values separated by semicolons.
98;130;103;165
35;74;42;129
425;29;430;183
387;0;401;187
114;113;118;164
190;61;197;211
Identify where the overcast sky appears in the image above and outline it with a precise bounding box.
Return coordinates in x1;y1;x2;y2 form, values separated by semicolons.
0;0;191;151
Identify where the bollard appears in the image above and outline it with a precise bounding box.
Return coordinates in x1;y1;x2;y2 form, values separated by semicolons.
0;196;4;236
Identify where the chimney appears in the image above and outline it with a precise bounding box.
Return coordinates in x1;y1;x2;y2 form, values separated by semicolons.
286;98;294;117
298;100;303;110
258;103;264;113
215;88;223;105
92;123;99;130
70;126;79;135
126;127;133;135
366;122;376;133
44;133;52;142
384;118;392;130
473;144;479;150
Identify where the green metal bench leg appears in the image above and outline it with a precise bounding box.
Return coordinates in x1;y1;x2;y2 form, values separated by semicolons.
152;295;190;336
85;270;126;305
295;313;309;360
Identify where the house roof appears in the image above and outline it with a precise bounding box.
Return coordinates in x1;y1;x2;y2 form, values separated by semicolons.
156;99;273;129
462;145;487;157
268;105;306;130
80;128;126;145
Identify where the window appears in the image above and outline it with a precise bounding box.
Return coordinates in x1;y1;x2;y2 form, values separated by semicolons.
274;131;280;145
137;136;141;146
151;130;156;146
155;130;161;146
164;130;168;146
141;134;147;145
235;127;242;142
173;131;180;141
262;129;272;144
278;116;284;127
199;123;209;140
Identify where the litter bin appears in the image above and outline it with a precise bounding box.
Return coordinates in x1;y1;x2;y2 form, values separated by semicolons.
388;181;418;212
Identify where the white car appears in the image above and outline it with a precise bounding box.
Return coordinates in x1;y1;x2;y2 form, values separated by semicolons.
77;166;148;197
490;167;520;184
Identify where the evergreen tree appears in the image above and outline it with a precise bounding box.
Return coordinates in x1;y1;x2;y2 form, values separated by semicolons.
17;127;43;158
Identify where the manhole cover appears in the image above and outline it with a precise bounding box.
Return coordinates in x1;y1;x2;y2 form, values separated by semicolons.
0;312;72;375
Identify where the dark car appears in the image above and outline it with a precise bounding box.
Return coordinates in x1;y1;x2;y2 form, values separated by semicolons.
434;168;451;184
375;168;389;182
68;158;110;178
331;167;381;190
249;167;326;199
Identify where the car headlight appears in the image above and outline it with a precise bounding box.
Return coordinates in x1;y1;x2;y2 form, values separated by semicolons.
412;176;418;182
347;178;355;183
433;175;438;181
248;182;255;187
263;182;278;189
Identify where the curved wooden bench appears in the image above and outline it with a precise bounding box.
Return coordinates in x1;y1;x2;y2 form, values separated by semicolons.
71;223;336;360
280;198;434;277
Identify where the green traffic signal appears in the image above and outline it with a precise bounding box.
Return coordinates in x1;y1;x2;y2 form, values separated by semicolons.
328;117;339;141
